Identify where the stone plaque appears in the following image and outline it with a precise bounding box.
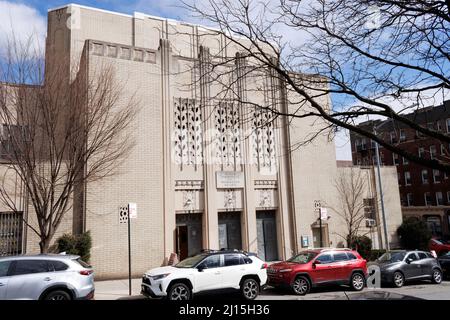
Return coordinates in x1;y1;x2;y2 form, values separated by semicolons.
216;171;244;189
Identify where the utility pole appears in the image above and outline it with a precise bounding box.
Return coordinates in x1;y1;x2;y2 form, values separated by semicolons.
374;127;390;252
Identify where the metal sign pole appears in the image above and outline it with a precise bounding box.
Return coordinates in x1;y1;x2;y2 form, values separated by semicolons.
128;208;132;296
319;209;323;248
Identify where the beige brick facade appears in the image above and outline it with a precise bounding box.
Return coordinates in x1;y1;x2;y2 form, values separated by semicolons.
0;4;403;279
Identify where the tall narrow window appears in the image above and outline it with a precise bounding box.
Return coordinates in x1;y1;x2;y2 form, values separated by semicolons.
174;98;203;167
399;129;406;142
405;172;411;185
418;147;424;157
430;145;437;159
215;101;241;167
422;170;429;184
407;193;413;206
424;192;432;206
392;153;400;165
433;170;441;183
252;107;276;173
436;192;444;206
390;131;397;143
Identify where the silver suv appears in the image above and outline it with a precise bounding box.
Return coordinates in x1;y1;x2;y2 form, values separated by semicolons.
0;254;95;300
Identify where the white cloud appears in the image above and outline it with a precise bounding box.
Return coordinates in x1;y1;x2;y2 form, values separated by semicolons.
0;1;46;57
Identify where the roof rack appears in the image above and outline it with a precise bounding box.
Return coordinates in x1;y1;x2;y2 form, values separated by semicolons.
313;247;352;251
200;248;256;256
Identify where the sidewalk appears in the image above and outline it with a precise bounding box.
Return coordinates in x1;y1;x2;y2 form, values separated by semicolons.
94;278;144;300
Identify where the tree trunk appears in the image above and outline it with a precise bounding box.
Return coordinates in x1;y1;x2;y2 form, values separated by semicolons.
39;238;50;254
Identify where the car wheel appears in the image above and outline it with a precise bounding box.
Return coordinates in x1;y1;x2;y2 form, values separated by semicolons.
241;278;259;300
350;273;365;291
431;268;443;284
292;276;310;295
168;283;191;301
44;290;72;301
393;271;405;288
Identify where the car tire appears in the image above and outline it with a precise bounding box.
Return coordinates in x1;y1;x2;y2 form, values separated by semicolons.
167;283;192;301
44;290;72;301
292;276;310;295
241;278;259;300
431;268;443;284
350;272;365;291
393;271;405;288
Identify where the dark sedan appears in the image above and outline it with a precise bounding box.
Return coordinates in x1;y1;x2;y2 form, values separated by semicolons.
438;252;450;278
370;250;443;288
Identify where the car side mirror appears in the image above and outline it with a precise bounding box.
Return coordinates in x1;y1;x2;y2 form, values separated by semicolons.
312;260;321;268
406;258;412;264
197;265;206;272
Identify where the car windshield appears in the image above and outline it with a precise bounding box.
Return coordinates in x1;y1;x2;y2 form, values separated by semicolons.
434;239;450;245
175;254;206;268
377;252;406;263
73;258;91;268
287;252;317;264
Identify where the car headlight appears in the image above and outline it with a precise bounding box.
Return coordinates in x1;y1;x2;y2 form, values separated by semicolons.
279;269;292;273
150;273;170;280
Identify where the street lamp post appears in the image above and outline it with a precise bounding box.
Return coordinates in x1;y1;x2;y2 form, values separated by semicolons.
373;127;390;252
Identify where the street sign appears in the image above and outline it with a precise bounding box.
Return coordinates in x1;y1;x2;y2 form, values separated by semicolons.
301;236;309;248
128;203;137;219
320;208;328;220
314;200;321;213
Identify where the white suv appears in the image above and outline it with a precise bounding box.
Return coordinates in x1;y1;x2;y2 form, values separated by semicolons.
141;250;267;300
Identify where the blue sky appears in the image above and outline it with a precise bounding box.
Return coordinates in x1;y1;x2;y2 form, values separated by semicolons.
3;1;447;161
12;0;188;20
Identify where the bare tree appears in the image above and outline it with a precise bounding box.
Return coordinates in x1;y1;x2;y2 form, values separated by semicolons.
330;168;368;247
183;0;450;171
0;36;137;253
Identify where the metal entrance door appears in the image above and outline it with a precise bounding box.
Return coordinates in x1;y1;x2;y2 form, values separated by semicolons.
0;212;23;256
256;211;278;261
218;212;242;250
219;224;228;250
176;214;202;260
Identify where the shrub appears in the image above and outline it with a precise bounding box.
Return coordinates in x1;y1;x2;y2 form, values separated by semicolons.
348;235;372;259
397;217;431;250
368;249;387;261
57;231;92;263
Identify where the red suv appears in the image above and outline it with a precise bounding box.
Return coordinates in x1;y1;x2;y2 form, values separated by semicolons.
267;249;367;295
429;239;450;256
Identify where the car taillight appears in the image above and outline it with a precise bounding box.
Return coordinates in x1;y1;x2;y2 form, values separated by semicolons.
79;270;93;276
261;263;268;269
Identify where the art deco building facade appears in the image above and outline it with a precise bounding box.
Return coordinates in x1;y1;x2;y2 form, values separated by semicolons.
0;4;403;278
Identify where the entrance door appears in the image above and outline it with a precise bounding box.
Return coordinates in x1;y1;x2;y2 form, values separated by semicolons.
219;224;228;250
256;211;279;262
176;226;189;261
218;212;242;250
312;225;329;248
176;214;203;260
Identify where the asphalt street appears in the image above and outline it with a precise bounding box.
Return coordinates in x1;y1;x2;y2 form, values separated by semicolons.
112;279;450;301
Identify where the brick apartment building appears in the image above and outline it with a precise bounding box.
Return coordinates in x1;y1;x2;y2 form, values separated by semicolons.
350;100;450;239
